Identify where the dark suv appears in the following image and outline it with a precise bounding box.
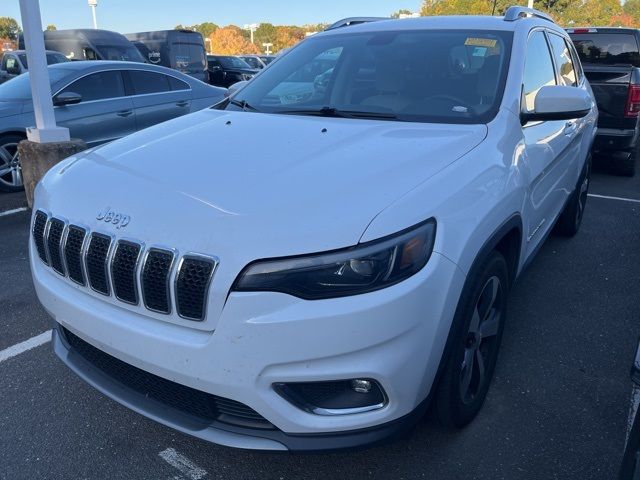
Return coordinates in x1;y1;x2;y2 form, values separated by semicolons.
206;55;258;88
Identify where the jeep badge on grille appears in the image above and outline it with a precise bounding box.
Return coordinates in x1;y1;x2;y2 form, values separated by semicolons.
96;207;131;229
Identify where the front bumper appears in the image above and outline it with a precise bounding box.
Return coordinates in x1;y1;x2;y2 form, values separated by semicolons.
34;240;464;451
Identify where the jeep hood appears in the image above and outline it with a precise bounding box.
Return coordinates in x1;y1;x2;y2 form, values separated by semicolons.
39;109;486;258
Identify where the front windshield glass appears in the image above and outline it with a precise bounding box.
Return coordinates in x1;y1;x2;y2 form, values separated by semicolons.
96;44;144;62
227;29;513;124
219;56;252;69
0;69;70;100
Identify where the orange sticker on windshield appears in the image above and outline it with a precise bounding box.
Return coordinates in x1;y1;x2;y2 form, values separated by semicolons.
465;38;497;48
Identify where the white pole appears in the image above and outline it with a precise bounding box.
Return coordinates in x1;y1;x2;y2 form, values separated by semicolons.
91;5;97;29
18;0;69;143
528;0;534;8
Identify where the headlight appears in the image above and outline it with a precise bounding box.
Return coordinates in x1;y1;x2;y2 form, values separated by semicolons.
232;219;436;300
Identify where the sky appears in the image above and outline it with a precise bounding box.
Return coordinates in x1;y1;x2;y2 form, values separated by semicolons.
5;0;422;32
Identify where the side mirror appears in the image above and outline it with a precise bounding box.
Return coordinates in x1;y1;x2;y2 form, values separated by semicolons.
53;91;82;107
227;80;248;97
521;85;592;124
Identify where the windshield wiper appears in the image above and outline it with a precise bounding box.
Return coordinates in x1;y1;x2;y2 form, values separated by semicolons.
278;106;400;121
228;98;260;112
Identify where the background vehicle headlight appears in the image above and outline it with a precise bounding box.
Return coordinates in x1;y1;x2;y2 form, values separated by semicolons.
232;219;436;300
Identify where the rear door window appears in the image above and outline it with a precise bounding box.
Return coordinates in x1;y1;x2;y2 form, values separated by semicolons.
128;70;171;95
570;33;640;66
547;33;577;87
60;71;125;102
167;75;190;91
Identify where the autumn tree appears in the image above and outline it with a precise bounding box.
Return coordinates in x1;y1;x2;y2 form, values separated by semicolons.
46;24;57;31
209;26;260;55
391;9;414;18
273;26;305;53
560;0;622;25
0;17;20;40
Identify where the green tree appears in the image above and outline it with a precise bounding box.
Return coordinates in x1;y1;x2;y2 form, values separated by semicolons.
0;17;21;40
195;22;218;38
391;9;414;18
46;24;57;31
561;0;622;25
254;23;277;46
624;0;640;22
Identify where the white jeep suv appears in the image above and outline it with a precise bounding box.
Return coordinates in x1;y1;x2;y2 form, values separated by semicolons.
31;7;597;451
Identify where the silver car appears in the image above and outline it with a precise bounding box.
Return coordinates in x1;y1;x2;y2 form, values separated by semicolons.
0;61;226;192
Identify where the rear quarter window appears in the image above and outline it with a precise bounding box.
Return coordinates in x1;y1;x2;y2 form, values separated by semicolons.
570;33;640;66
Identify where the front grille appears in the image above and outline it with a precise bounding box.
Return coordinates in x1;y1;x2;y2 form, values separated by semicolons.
111;241;142;304
32;211;49;265
33;212;218;322
47;218;66;276
176;256;217;321
61;326;274;430
64;226;87;285
86;233;112;295
142;249;174;314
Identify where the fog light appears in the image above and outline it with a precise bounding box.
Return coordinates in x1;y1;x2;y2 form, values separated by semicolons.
351;379;372;394
274;379;387;416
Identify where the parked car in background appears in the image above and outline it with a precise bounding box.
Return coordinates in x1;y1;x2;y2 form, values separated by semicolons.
238;54;276;70
31;8;597;451
0;61;225;192
125;30;208;82
20;29;145;63
0;49;69;84
568;27;640;176
207;55;258;87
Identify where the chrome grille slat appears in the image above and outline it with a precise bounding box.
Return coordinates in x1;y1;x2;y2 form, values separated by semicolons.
47;218;66;276
111;240;142;305
175;255;218;321
64;226;87;285
32;210;49;265
141;248;175;314
86;233;113;296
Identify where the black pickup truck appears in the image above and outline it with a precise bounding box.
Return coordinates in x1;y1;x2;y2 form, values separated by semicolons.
568;28;640;176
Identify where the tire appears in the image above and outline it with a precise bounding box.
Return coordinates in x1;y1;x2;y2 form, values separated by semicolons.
434;250;508;428
555;155;591;237
0;134;25;193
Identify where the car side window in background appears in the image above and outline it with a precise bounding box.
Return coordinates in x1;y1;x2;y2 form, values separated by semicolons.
523;31;557;113
129;70;171;95
60;71;125;102
567;39;584;84
167;75;190;91
548;33;577;87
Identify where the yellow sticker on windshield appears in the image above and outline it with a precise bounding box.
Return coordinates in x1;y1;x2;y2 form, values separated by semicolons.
465;38;497;48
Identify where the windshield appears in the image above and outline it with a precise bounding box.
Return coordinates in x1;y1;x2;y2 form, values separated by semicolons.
242;57;262;69
219;56;252;69
570;33;640;66
95;44;144;62
18;53;69;69
226;29;512;124
0;68;71;100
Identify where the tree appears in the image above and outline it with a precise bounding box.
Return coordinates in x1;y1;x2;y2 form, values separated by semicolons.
254;23;277;47
560;0;622;25
175;23;218;37
46;24;57;31
391;9;414;18
209;26;260;55
273;26;305;53
0;17;21;41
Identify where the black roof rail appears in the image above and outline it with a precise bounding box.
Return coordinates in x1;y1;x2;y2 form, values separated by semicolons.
325;17;388;31
503;6;555;24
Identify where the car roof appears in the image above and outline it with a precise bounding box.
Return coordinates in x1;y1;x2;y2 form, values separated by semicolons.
5;50;66;55
567;27;640;34
47;60;189;77
318;15;557;36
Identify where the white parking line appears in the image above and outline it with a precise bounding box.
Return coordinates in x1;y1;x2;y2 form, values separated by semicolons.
159;448;207;480
0;207;28;218
588;193;640;204
0;330;52;363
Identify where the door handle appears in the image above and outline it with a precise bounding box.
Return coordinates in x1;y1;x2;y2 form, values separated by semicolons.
116;109;133;117
564;122;578;136
175;101;189;108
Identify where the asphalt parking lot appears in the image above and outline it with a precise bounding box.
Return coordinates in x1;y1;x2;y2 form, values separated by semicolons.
1;162;639;480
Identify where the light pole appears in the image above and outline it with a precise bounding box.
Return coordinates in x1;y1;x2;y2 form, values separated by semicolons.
204;37;211;54
243;23;258;44
88;0;98;29
528;0;534;8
